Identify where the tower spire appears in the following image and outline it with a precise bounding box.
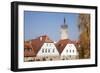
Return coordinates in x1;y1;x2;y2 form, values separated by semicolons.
64;17;66;24
61;17;68;28
60;17;68;40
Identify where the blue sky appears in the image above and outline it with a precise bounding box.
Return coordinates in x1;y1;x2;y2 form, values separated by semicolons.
24;11;79;42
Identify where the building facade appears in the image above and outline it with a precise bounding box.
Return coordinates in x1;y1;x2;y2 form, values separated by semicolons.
36;36;60;61
61;44;79;60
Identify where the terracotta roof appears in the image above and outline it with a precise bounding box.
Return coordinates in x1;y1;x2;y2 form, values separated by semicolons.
24;41;36;57
24;35;53;57
24;35;79;57
56;39;76;54
24;41;31;49
24;49;35;57
31;35;53;54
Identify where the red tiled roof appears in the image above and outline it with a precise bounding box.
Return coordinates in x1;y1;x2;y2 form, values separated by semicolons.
24;49;35;57
24;41;36;57
31;35;53;54
24;35;53;57
24;41;31;49
24;35;79;57
56;39;76;54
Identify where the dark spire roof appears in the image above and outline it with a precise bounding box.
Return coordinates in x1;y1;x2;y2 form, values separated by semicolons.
61;17;68;29
64;17;66;24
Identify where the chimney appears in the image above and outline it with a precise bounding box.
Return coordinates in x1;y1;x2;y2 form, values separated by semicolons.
40;36;42;41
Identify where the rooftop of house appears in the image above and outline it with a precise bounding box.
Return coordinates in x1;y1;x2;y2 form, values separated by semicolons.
56;39;77;54
24;35;79;57
24;35;53;57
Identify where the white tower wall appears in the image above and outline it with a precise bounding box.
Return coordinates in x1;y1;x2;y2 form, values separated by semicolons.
60;18;68;40
60;28;68;40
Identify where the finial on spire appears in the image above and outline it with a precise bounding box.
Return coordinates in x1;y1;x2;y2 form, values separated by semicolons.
61;17;68;28
64;17;66;24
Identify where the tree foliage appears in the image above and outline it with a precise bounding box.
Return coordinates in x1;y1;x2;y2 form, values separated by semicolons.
78;14;90;59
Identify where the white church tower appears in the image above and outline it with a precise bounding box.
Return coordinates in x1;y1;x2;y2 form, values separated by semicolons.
60;18;68;40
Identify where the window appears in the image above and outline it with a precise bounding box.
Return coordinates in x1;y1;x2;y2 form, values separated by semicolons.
42;49;44;53
66;50;68;52
70;49;71;53
48;49;50;53
69;45;71;47
53;49;55;53
46;44;48;46
49;43;52;47
73;50;74;53
45;49;47;53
